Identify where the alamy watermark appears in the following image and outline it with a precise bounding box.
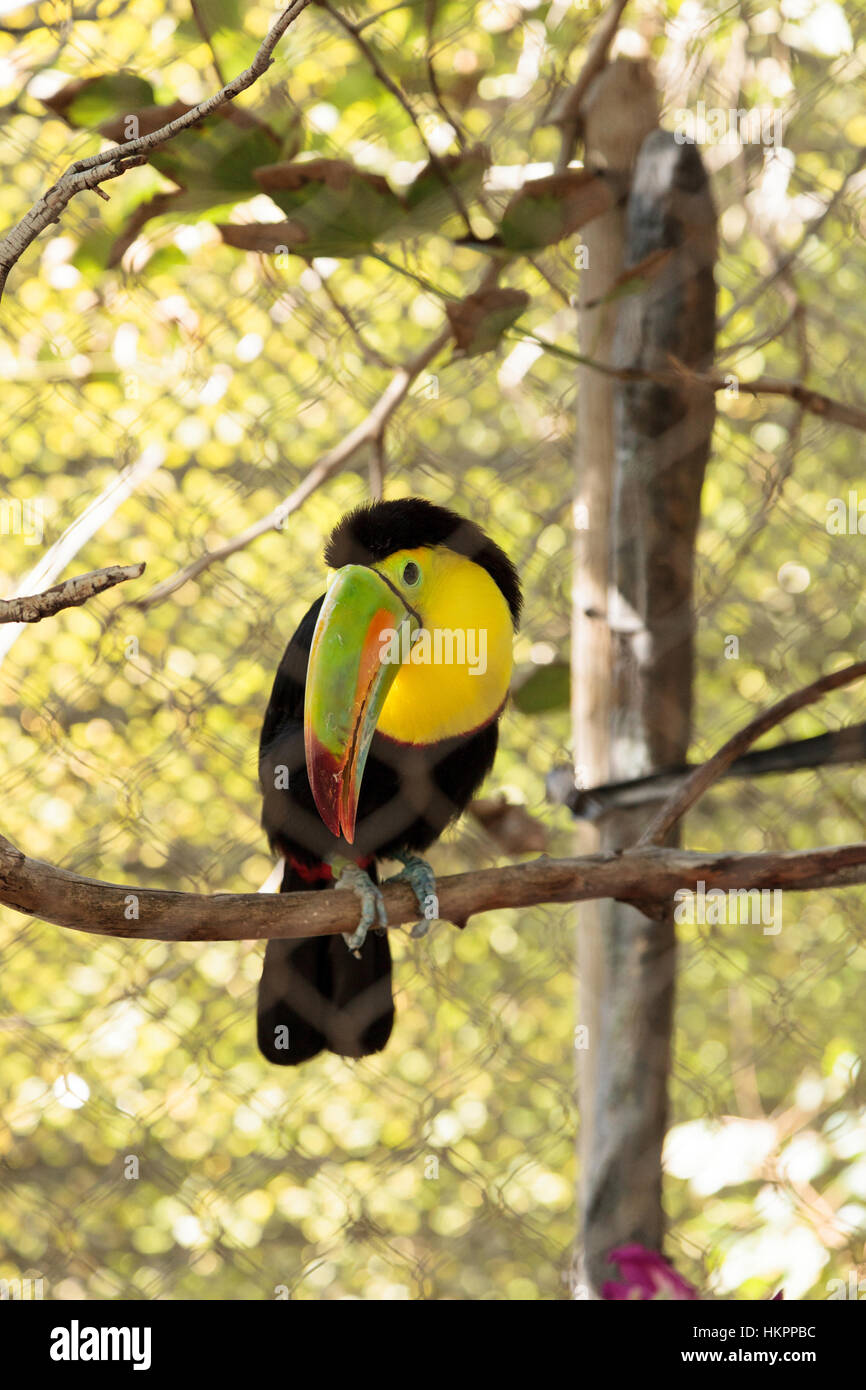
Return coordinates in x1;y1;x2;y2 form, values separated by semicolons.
0;496;43;545
379;620;487;676
674;101;784;148
0;1275;45;1299
49;1321;151;1371
673;881;782;935
826;492;866;535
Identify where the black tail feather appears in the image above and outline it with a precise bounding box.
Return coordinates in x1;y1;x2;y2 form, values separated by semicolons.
256;863;394;1066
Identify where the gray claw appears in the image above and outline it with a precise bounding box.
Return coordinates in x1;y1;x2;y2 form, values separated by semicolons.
386;853;441;938
335;863;387;955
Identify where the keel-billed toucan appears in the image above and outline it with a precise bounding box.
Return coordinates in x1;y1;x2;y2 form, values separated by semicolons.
257;498;521;1065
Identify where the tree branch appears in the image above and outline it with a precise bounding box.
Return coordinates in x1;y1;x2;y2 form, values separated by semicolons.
710;372;866;434
133;258;503;611
520;334;866;435
0;444;165;670
639;659;866;846
550;0;631;170
0;0;314;300
2;831;866;942
319;0;476;237
134;326;451;610
0;563;145;624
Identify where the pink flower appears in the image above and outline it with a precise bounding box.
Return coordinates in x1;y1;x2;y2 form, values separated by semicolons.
602;1244;699;1301
601;1244;784;1300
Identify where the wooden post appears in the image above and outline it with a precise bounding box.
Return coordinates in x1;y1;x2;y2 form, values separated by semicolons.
571;57;658;1294
581;126;718;1289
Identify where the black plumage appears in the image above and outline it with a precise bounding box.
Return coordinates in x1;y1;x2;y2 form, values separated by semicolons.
256;500;520;1066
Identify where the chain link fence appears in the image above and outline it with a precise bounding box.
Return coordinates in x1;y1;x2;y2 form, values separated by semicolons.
1;0;865;1300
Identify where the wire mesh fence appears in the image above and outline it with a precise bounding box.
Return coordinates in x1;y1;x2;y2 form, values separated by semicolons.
1;0;865;1301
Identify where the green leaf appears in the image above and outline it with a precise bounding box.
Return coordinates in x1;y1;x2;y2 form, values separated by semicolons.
44;76;279;215
254;160;407;257
182;0;263;81
402;146;490;232
43;74;156;127
446;287;530;357
217;222;300;254
70;230;118;280
150;119;277;196
583;248;675;309
511;662;570;714
96;111;280;258
499;169;614;252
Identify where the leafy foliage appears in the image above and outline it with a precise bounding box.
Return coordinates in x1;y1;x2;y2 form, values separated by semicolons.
446;286;529;357
1;0;865;1304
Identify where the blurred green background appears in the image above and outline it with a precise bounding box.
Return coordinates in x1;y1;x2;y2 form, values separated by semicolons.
1;0;865;1299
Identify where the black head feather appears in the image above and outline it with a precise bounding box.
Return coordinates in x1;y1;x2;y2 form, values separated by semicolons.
324;498;522;626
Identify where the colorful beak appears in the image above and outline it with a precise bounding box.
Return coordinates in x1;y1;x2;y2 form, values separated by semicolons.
304;564;416;843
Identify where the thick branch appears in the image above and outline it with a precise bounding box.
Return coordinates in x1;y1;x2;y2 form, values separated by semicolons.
2;832;866;942
0;0;313;299
0;563;144;624
639;659;866;846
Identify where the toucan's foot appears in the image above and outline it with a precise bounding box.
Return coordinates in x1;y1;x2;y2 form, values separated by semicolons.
385;852;440;938
335;864;387;956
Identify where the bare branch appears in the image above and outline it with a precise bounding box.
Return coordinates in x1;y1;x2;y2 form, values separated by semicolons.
0;0;314;300
190;0;229;87
319;0;476;236
0;563;145;624
2;830;866;943
0;445;165;670
134;327;451;610
523;335;866;435
706;370;866;434
639;660;866;847
551;0;632;170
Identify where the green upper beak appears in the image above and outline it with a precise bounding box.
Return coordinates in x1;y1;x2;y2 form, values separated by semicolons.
304;564;417;843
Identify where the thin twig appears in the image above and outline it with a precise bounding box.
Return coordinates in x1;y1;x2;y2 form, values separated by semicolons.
317;273;393;368
424;0;467;151
0;445;166;670
0;564;145;624
707;372;866;434
638;660;866;847
134;327;451;609
516;333;866;434
319;0;476;237
134;261;500;610
190;0;228;86
0;0;314;300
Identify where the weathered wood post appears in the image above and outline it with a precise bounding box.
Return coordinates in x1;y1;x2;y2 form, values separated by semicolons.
571;56;658;1293
573;73;718;1290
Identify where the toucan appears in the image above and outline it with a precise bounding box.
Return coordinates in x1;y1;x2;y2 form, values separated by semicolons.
256;498;521;1065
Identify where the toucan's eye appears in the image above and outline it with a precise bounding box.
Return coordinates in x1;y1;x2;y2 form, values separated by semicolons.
402;561;421;586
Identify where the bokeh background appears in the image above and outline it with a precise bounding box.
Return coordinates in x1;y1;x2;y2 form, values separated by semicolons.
1;0;865;1299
